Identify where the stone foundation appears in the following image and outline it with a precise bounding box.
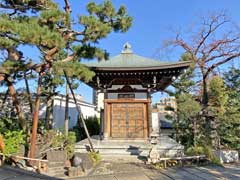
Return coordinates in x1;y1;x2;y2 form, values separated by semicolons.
75;135;184;162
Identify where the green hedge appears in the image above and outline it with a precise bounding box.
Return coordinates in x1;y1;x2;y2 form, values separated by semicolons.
70;116;100;141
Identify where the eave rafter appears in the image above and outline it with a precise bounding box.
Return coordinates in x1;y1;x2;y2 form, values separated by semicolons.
86;67;186;92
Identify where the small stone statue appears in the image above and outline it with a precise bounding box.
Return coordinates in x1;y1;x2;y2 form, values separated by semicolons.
72;155;82;167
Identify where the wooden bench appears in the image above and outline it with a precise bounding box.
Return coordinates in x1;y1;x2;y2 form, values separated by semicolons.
158;155;207;168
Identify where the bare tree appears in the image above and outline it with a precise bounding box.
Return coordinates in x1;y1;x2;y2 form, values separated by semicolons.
166;12;240;106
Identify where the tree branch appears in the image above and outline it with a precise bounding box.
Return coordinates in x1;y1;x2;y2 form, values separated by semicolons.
44;47;59;62
204;37;240;62
61;54;76;62
204;53;240;79
0;3;49;12
174;34;193;54
194;17;229;55
64;0;72;14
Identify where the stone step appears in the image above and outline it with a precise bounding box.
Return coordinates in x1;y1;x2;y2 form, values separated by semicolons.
48;167;65;173
101;154;147;163
75;141;183;151
75;146;184;158
75;147;150;156
75;136;184;160
42;167;67;179
48;161;65;168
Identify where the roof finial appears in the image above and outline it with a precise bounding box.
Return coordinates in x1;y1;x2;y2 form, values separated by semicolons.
121;42;133;54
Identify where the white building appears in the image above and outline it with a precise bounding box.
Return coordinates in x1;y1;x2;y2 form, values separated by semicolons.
39;94;97;129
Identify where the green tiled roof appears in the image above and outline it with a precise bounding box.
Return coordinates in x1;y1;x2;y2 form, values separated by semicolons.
84;43;190;69
85;53;171;68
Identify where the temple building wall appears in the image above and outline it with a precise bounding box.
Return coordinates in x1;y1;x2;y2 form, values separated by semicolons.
94;85;148;113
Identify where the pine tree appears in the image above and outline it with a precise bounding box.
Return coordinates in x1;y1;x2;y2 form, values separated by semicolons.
221;67;240;149
0;0;132;159
207;76;228;149
165;53;200;146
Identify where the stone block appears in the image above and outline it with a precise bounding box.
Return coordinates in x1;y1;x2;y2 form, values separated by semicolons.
47;150;66;162
72;153;93;172
214;150;239;163
68;167;84;177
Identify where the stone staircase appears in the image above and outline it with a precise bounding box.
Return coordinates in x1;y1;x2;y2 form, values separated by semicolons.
75;135;184;162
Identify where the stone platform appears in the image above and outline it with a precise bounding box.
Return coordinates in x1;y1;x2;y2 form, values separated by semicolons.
75;135;184;162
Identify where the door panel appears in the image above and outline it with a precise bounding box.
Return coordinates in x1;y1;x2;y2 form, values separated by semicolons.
111;102;145;138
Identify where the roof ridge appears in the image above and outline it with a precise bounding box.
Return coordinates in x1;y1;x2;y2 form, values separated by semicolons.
83;49;192;68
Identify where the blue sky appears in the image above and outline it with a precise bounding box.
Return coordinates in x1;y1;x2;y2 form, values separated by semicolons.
1;0;240;103
71;0;240;103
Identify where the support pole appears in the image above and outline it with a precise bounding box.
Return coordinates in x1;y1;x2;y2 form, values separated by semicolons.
64;84;69;136
29;73;42;161
24;72;33;114
63;70;95;152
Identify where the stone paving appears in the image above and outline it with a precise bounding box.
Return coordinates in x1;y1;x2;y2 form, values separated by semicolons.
0;162;240;180
68;161;240;180
0;166;59;180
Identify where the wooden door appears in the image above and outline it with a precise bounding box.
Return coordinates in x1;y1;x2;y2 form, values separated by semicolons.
111;102;146;138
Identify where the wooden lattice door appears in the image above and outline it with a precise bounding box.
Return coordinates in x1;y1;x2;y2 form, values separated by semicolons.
111;102;146;138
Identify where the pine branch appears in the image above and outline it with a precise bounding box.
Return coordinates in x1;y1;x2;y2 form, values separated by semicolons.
61;54;76;62
64;0;71;14
44;47;59;62
0;3;49;12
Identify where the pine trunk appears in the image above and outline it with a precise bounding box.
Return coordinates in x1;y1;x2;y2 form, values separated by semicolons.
29;74;42;160
7;81;27;131
45;96;54;129
0;89;9;109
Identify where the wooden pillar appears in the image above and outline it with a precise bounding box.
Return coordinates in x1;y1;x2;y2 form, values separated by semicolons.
103;90;109;139
106;103;111;138
100;108;104;139
143;103;148;139
147;92;152;138
103;102;111;139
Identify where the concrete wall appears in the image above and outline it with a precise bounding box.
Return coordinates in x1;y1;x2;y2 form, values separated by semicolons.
39;95;97;129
